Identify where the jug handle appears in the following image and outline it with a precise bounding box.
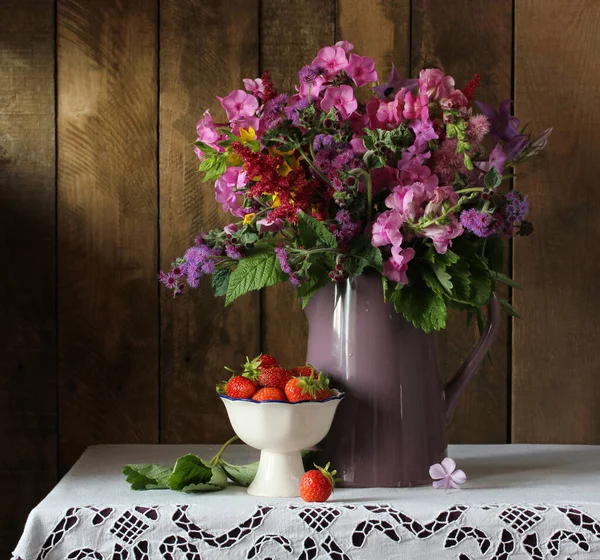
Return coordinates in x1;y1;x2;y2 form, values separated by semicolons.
444;294;502;424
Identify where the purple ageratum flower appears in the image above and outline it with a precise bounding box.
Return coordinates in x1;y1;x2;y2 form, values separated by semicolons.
313;134;336;151
372;63;418;99
345;54;378;87
275;245;293;275
475;99;520;143
429;457;466;490
460;208;496;237
298;64;324;85
372;210;403;247
225;242;243;260
332;148;356;170
284;98;311;126
503;191;529;222
335;209;352;225
320;85;358;120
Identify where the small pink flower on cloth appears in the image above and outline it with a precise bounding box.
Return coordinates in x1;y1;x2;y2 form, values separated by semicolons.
429;457;467;490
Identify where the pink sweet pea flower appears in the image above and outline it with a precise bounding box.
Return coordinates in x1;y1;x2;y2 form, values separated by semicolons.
420;216;464;254
383;246;415;284
424;186;459;216
220;90;259;122
334;40;354;53
367;90;404;129
214;167;248;217
312;46;349;79
418;68;455;100
371;210;404;247
429;457;467;490
439;89;469;112
242;78;265;99
223;223;238;236
345;54;378;87
321;85;358;119
385;182;430;222
257;216;284;233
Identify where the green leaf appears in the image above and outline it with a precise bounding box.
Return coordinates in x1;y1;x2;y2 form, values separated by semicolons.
221;461;259;487
447;261;471;302
212;269;230;298
484;167;503;189
431;264;453;293
392;278;448;333
348;235;382;271
490;270;521;289
483;236;504;273
123;464;171;490
297;263;330;309
382;276;395;302
167;454;227;493
297;211;337;249
469;259;493;307
343;256;366;277
225;249;280;306
500;298;521;318
475;307;486;336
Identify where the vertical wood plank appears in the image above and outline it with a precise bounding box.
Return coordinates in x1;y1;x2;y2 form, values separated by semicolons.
0;0;56;553
57;0;159;470
411;0;513;443
160;0;260;443
260;0;336;367
513;0;600;443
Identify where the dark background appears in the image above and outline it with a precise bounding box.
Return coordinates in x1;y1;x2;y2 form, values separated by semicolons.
2;0;599;555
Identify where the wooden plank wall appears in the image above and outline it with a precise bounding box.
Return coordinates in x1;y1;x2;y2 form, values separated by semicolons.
2;0;599;554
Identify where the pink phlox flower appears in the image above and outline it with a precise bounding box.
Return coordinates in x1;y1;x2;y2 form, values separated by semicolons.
371;210;404;247
403;89;429;120
242;78;265;98
334;40;354;53
350;136;367;154
230;116;261;136
296;75;326;101
410;117;438;145
418;68;455;100
385;181;431;222
429;457;467;490
320;85;358;119
345;54;378;87
383;246;415;284
420;216;464;254
196;110;221;146
221;89;259;122
257;216;285;233
398;144;431;170
424;186;459;216
373;63;418;99
214;167;248;217
312;46;349;79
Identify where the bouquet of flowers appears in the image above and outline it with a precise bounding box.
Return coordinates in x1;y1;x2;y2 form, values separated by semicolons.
160;41;551;332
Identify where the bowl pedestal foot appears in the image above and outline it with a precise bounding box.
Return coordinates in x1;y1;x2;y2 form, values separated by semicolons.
247;449;305;498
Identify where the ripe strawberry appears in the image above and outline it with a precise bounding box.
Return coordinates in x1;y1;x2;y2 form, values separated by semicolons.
292;364;318;378
252;387;286;401
284;372;331;403
300;463;337;502
258;366;293;391
242;353;280;381
223;375;257;399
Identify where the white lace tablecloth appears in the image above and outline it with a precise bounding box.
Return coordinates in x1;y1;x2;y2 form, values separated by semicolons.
12;444;600;560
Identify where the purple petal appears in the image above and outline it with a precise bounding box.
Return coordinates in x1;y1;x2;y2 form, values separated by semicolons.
432;478;448;490
441;457;456;475
505;134;530;160
429;463;446;480
451;469;467;486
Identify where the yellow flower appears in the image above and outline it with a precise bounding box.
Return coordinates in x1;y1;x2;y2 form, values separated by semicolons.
270;147;295;157
239;126;256;142
226;152;242;166
276;161;293;177
242;212;255;225
271;193;281;208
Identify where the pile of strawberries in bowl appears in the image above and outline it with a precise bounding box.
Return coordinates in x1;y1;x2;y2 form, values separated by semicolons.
217;354;338;403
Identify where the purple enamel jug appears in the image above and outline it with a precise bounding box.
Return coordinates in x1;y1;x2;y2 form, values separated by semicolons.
305;273;501;487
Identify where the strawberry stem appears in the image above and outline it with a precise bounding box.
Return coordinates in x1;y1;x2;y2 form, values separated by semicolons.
210;435;239;466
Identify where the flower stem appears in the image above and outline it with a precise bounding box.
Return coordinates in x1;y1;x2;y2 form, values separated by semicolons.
296;144;332;186
455;187;484;195
210;435;239;465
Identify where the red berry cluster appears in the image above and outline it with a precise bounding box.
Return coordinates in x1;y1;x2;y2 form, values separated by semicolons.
217;355;334;403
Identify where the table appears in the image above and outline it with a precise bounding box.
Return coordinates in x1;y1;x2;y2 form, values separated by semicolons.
12;444;600;559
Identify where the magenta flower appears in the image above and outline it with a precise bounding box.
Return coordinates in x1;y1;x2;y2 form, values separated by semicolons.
257;216;285;233
242;78;265;98
418;68;455;100
350;136;367;153
410;117;438;146
371;210;404;247
403;90;429;120
397;144;431;170
366;91;404;130
429;457;466;490
385;182;430;222
312;46;348;79
297;75;326;101
345;54;378;87
320;85;358;119
439;89;469;112
223;223;238;236
196;110;221;146
372;63;418;99
383;246;415;284
214;167;248;217
475;99;521;143
424;186;459;216
220;89;259;122
334;40;354;53
420;217;464;254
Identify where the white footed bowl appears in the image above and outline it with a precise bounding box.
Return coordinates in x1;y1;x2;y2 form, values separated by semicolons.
219;393;344;497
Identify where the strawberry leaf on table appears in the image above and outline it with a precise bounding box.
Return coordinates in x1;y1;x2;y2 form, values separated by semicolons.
167;454;227;493
123;464;172;490
221;460;259;487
